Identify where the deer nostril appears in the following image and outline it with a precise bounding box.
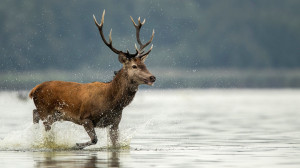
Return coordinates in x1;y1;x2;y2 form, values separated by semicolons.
150;76;156;82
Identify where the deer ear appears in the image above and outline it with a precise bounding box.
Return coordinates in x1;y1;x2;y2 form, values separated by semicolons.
118;53;129;64
140;54;148;62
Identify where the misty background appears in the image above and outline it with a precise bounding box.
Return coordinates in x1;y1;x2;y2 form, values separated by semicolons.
1;0;300;89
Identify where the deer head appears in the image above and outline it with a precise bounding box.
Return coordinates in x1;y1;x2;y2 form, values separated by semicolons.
93;10;156;86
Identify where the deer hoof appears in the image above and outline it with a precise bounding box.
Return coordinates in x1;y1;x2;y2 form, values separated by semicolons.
75;141;95;150
75;143;87;150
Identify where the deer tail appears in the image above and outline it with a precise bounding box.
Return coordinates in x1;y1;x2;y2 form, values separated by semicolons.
29;85;40;99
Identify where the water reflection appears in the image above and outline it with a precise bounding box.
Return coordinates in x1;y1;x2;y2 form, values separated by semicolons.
33;150;122;168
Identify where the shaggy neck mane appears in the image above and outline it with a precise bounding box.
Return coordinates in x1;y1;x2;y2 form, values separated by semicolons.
107;68;138;109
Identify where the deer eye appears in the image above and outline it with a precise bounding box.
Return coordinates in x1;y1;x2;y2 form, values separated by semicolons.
132;65;137;69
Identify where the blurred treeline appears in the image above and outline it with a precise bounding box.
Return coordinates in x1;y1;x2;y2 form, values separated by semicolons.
1;0;300;88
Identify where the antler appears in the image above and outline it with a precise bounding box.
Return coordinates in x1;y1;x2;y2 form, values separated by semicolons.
130;16;155;57
93;10;138;58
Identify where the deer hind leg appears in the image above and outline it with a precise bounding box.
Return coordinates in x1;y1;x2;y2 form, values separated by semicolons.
33;107;55;131
76;119;98;149
43;114;55;131
33;109;40;124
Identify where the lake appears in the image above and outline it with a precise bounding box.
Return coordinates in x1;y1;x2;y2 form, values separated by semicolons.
0;89;300;167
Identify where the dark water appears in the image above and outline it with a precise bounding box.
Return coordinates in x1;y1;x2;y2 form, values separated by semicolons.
0;89;300;167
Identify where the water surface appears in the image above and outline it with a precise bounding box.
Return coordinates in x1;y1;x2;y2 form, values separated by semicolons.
0;89;300;167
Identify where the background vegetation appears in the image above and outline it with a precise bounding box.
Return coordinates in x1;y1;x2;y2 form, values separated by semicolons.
1;0;300;89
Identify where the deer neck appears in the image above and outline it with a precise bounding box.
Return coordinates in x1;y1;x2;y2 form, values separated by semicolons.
108;68;138;108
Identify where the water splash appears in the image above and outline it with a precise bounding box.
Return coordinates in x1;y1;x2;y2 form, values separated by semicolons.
0;118;154;151
0;122;138;151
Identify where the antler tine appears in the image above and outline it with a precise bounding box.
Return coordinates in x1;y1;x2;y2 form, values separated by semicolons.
130;16;145;28
141;29;154;51
93;10;121;55
138;44;153;58
135;43;145;55
100;9;105;26
109;29;113;44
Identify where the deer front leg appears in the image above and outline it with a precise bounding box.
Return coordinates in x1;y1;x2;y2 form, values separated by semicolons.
43;115;55;131
33;109;40;124
109;113;122;147
109;125;119;147
76;119;98;149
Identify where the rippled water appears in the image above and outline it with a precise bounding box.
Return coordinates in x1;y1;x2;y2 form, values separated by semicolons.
0;89;300;167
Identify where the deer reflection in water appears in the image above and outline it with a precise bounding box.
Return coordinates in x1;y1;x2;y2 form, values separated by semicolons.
34;151;122;168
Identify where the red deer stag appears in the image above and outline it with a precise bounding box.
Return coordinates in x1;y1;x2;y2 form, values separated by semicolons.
29;10;155;149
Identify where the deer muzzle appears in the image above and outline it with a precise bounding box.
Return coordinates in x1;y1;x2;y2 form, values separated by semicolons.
144;75;156;86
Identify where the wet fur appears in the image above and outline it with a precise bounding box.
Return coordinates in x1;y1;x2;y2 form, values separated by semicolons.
29;68;139;148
